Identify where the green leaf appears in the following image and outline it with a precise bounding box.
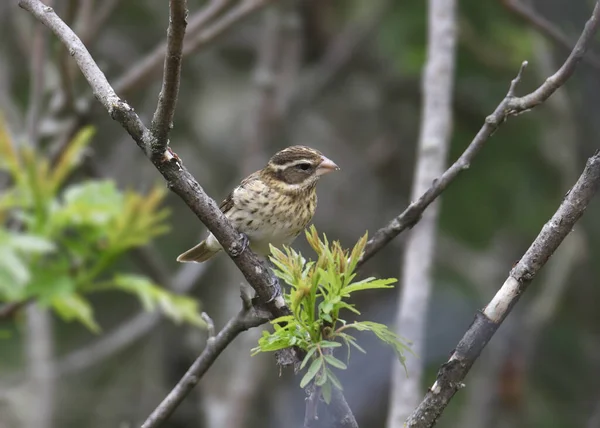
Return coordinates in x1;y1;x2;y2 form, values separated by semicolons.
50;293;100;332
0;247;30;288
300;346;318;370
315;369;328;386
324;354;347;370
319;341;342;348
5;233;55;253
300;357;323;388
342;277;397;295
113;274;205;328
321;380;332;404
326;368;343;390
56;180;124;227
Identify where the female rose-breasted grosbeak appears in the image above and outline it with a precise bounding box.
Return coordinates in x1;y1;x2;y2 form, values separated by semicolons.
177;146;339;263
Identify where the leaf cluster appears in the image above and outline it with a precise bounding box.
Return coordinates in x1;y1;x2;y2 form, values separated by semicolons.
0;117;204;330
252;226;411;404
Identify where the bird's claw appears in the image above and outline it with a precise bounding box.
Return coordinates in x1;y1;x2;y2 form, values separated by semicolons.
230;233;250;257
266;275;282;303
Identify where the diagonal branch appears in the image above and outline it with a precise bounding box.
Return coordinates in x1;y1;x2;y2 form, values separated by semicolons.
17;0;289;319
500;0;600;71
150;0;188;155
357;0;600;267
140;305;270;428
406;149;600;427
113;0;274;96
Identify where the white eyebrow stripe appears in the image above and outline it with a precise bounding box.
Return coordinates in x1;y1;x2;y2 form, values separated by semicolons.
270;159;316;171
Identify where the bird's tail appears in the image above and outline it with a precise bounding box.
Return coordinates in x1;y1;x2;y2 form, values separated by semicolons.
176;240;221;263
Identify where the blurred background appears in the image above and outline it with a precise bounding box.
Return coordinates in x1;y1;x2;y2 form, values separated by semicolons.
1;0;600;427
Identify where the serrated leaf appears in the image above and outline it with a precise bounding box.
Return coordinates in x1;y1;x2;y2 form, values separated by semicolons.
342;277;397;295
300;357;323;388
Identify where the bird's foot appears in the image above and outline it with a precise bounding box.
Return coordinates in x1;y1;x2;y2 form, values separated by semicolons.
266;274;283;303
230;232;250;257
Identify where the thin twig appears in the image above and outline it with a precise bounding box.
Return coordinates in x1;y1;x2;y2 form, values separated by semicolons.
150;0;188;156
140;306;269;428
80;0;121;45
26;18;48;147
500;0;600;71
357;0;600;267
406;149;600;427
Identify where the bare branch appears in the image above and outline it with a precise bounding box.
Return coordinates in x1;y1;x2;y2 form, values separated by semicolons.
150;0;188;156
330;387;359;428
405;149;600;427
17;0;289;320
357;0;600;267
387;0;457;424
500;0;600;71
140;306;269;428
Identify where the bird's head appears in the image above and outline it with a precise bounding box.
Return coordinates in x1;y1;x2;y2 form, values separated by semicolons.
263;146;340;194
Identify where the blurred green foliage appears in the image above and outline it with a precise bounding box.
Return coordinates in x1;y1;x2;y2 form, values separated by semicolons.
253;226;411;404
0;116;205;330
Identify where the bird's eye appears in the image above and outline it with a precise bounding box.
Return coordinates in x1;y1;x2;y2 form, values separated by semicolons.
296;163;311;171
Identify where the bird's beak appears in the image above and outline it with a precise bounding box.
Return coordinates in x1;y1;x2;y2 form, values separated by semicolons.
316;156;340;176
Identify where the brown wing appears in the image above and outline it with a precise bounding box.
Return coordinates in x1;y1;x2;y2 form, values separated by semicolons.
218;171;262;214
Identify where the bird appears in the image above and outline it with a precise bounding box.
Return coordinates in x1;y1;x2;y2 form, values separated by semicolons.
176;146;339;263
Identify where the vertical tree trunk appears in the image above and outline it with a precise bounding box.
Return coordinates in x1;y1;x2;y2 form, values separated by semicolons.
25;305;55;428
386;0;457;426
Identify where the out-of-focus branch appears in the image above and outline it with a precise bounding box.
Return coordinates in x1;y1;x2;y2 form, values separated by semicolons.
386;0;457;425
150;0;188;155
25;305;55;428
330;387;359;428
26;14;49;148
245;6;283;172
0;301;29;320
79;0;121;45
17;3;358;425
405;149;600;427
18;0;289;318
140;305;269;428
286;0;392;120
56;261;209;376
113;0;274;96
500;0;600;71
357;0;600;267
